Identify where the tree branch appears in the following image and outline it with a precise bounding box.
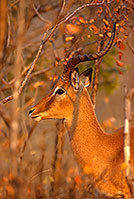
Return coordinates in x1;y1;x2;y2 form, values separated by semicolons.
91;33;106;107
1;0;113;105
124;87;134;198
58;0;106;26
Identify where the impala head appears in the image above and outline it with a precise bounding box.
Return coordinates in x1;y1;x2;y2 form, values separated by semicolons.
29;71;81;121
29;23;116;122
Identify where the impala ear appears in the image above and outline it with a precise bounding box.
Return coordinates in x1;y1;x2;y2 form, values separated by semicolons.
80;68;93;87
70;68;80;91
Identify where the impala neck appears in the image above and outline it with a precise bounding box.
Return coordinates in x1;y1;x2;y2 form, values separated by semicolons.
65;86;111;175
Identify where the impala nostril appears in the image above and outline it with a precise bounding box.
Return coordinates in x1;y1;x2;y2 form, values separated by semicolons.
29;109;35;116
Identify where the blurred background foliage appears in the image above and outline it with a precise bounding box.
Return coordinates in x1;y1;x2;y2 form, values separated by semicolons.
0;0;134;198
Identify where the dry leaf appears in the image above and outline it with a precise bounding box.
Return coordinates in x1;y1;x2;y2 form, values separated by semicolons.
89;18;95;24
71;16;77;24
102;119;113;129
117;39;125;50
49;74;58;81
79;16;87;24
75;176;82;184
99;33;103;37
116;23;119;28
27;187;31;194
104;97;109;104
2;177;8;183
117;68;123;75
66;24;81;35
103;19;109;26
97;7;103;16
120;27;125;32
107;32;111;37
65;36;74;42
89;24;99;34
33;81;44;88
118;51;123;60
116;60;124;67
6;185;15;196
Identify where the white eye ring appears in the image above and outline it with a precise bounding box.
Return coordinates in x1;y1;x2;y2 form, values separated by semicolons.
53;87;65;96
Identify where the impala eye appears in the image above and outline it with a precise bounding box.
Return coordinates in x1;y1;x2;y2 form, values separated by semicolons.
55;88;65;95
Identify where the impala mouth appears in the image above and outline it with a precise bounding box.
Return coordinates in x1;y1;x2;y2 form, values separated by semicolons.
31;115;42;122
31;115;40;119
29;109;42;122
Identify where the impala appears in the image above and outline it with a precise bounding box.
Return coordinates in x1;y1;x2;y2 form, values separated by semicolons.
29;23;134;198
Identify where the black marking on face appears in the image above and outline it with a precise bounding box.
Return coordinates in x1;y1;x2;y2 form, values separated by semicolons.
55;88;65;95
71;70;79;91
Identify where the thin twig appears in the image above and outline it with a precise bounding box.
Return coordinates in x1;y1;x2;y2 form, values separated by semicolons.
126;27;134;55
30;169;52;182
51;120;65;194
7;15;11;48
19;122;37;163
18;44;44;95
91;58;101;107
1;65;55;104
58;0;66;20
50;40;60;61
32;2;49;23
1;64;31;88
0;102;11;129
2;95;13;104
18;82;36;169
30;65;55;79
91;35;106;107
127;41;134;55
